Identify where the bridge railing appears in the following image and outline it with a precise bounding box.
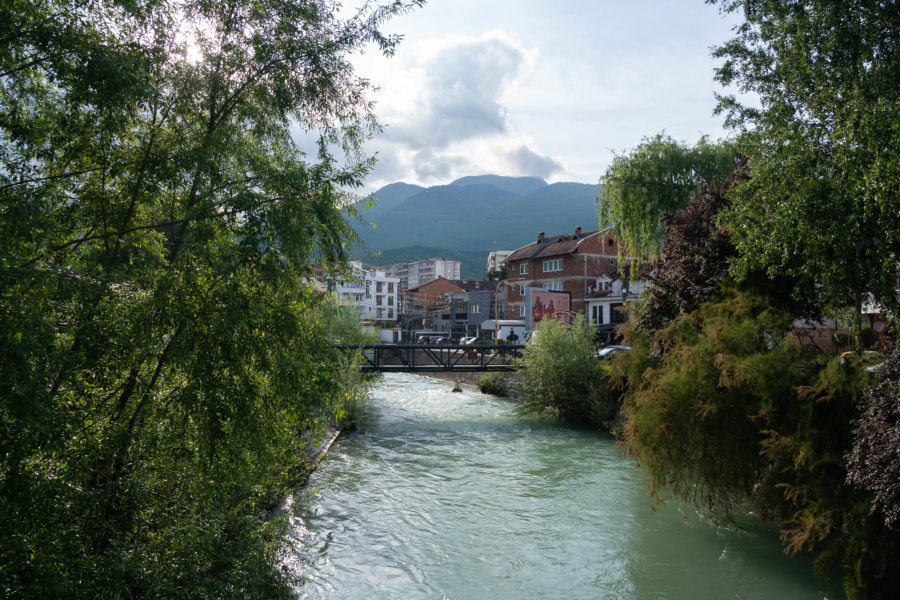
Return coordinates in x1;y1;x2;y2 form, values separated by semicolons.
332;343;525;372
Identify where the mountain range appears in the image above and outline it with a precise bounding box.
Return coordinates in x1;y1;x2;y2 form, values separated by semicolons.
350;175;602;277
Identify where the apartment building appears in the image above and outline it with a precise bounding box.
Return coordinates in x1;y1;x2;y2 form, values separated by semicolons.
383;258;461;290
333;262;400;322
486;250;512;274
503;226;621;319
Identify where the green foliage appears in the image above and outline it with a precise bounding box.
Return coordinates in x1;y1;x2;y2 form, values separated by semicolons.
486;263;507;281
0;0;419;596
516;316;618;424
476;372;506;396
619;288;899;598
597;133;738;262
712;0;900;318
847;343;900;532
355;180;602;253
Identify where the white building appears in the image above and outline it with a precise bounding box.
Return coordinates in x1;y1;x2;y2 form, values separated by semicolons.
486;250;512;274
585;269;646;328
383;258;461;290
334;262;400;322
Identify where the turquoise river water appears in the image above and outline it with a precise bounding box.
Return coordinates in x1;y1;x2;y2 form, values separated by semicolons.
288;373;840;599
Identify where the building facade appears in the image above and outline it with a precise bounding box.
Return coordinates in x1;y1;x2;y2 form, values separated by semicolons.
400;278;499;339
333;262;400;323
503;227;622;319
486;250;512;274
585;269;645;342
383;258;461;290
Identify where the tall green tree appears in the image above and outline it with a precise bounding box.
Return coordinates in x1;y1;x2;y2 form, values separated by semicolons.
597;133;738;262
711;0;900;321
0;0;420;596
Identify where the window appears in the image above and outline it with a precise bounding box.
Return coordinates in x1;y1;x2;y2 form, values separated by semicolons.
591;305;600;324
543;282;563;291
610;303;626;323
388;282;394;293
519;263;529;274
608;238;615;246
388;309;394;318
376;281;383;293
469;303;480;313
543;258;562;272
519;305;526;316
520;285;526;295
376;295;383;306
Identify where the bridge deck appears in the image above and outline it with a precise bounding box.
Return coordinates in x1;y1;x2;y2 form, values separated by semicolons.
332;344;524;372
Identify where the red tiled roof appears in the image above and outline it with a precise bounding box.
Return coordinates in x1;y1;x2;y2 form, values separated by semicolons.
404;277;465;293
506;228;605;261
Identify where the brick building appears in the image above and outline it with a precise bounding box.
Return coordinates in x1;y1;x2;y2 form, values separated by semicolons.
401;277;467;333
503;227;621;319
401;277;501;339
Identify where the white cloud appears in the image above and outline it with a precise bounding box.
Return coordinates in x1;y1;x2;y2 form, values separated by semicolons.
356;30;560;190
346;0;748;192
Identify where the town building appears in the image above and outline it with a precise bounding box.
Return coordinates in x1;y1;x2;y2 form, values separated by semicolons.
332;262;400;323
400;277;500;340
503;227;623;319
585;268;646;343
486;250;512;274
400;277;466;335
383;258;461;290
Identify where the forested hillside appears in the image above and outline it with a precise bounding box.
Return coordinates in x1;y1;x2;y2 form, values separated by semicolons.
353;176;602;252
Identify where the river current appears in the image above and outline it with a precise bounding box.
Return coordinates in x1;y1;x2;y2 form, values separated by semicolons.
289;373;838;599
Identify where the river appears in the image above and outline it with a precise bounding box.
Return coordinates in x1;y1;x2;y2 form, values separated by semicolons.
288;373;839;599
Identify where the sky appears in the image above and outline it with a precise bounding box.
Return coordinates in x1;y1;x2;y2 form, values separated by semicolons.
341;0;746;193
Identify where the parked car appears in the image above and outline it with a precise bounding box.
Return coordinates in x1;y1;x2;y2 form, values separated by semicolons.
460;336;478;345
433;337;449;345
594;345;631;360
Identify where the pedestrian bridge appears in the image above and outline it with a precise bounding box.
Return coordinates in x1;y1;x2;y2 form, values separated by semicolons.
332;344;524;372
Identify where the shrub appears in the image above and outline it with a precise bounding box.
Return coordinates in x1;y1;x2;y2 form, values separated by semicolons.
619;289;900;598
515;315;619;425
476;372;506;396
847;343;900;531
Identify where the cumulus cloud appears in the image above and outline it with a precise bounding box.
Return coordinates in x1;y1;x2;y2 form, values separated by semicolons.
357;30;565;190
504;146;564;179
386;34;529;148
412;149;475;180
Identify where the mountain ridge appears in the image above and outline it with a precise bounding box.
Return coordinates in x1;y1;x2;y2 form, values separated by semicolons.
353;175;602;259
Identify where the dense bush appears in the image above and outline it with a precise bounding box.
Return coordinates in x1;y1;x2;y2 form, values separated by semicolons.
476;372;507;396
847;344;900;531
617;290;900;598
516;316;619;425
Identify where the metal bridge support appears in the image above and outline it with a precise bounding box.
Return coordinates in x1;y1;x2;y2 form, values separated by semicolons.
331;344;523;373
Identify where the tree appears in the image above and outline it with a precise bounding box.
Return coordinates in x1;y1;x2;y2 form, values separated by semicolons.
597;133;738;262
711;0;900;323
516;315;617;424
487;263;507;281
0;0;421;595
635;168;741;331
